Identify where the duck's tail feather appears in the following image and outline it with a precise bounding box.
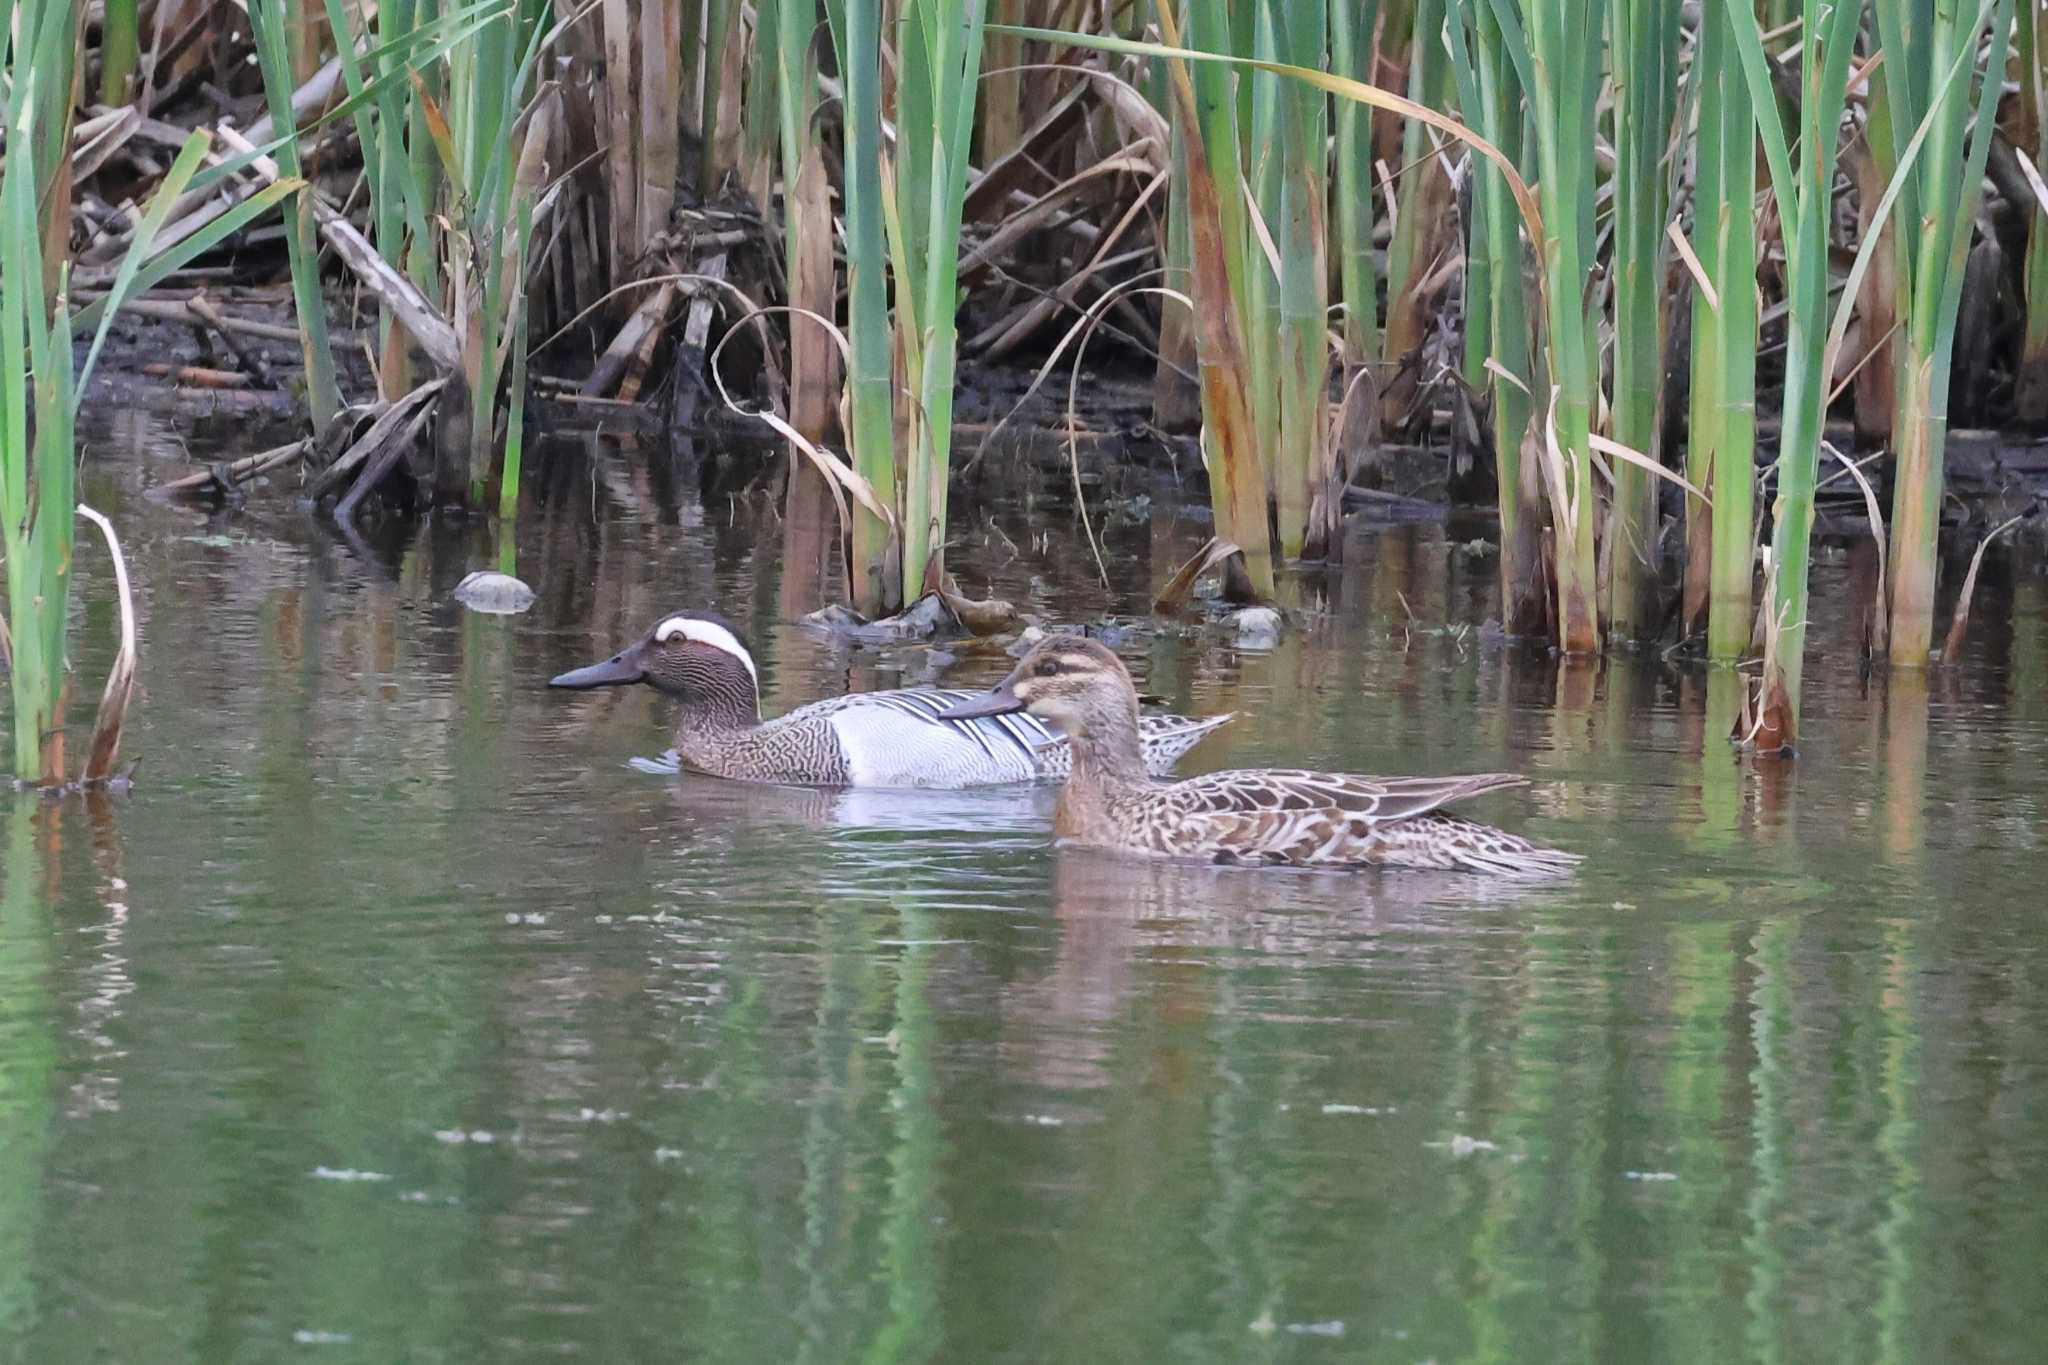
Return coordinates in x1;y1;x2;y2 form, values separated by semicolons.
1378;812;1581;879
1136;712;1235;773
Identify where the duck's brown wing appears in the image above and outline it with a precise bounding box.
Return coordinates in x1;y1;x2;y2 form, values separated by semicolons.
1142;769;1531;863
1165;769;1527;822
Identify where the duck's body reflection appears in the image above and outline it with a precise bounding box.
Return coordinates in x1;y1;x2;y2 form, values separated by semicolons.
1039;849;1561;1100
651;760;1056;833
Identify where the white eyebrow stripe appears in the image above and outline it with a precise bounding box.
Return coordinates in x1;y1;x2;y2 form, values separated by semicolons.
653;616;759;687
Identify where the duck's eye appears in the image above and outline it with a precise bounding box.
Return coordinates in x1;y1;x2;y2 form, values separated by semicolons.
1036;657;1061;677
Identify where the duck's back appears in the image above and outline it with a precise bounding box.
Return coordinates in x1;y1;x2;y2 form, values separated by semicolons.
783;688;1051;787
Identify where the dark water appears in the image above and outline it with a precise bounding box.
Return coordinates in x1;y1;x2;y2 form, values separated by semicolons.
4;408;2047;1363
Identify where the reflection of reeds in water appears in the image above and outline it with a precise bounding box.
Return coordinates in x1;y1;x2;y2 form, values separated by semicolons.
0;805;56;1327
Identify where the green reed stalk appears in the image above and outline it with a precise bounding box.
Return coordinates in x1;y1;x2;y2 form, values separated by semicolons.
1173;1;1278;593
1269;0;1331;558
1461;163;1494;393
1873;0;2011;664
890;0;988;601
451;0;516;498
1700;3;1758;663
775;0;818;277
1246;5;1281;498
1682;7;1724;642
400;0;555;501
499;193;534;529
1520;0;1604;653
4;0;80;782
7;33;272;782
1445;0;1541;632
1330;0;1381;363
248;0;343;430
323;0;437;396
1381;0;1453;426
744;0;780;205
699;0;738;195
826;0;901;613
1604;0;1678;639
1152;106;1203;427
100;0;140;104
1724;0;1863;748
2016;4;2048;424
405;1;447;306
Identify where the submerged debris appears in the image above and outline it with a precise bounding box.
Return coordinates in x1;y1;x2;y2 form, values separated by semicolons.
800;589;1019;644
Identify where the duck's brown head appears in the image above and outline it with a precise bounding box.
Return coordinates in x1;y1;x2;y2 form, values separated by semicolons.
550;612;761;719
936;636;1138;737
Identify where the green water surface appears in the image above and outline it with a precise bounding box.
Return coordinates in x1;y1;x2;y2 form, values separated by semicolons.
3;411;2046;1363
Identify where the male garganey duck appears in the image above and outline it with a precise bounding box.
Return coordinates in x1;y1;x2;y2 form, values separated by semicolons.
938;637;1579;877
550;612;1231;788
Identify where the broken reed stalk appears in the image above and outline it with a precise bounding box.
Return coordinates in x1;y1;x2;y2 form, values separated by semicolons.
74;506;138;786
154;440;312;497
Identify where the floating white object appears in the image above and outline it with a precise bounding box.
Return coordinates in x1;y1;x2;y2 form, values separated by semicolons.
1227;605;1284;644
453;570;535;614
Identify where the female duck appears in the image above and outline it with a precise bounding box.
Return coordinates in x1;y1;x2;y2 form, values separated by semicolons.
550;612;1229;789
938;637;1578;877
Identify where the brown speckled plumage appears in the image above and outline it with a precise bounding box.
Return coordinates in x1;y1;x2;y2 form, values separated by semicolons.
939;637;1579;878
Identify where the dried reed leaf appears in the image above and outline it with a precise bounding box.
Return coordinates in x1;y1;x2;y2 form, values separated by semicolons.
1822;440;1890;657
1587;432;1711;508
1941;509;2032;660
76;505;138;786
707;309;892;532
1665;218;1719;312
1154;537;1244;617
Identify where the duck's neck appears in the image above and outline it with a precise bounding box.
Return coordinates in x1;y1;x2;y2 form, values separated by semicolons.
1054;704;1148;842
1064;702;1149;787
671;685;761;767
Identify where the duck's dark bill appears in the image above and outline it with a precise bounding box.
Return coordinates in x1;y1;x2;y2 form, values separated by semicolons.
550;649;646;689
936;685;1024;720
